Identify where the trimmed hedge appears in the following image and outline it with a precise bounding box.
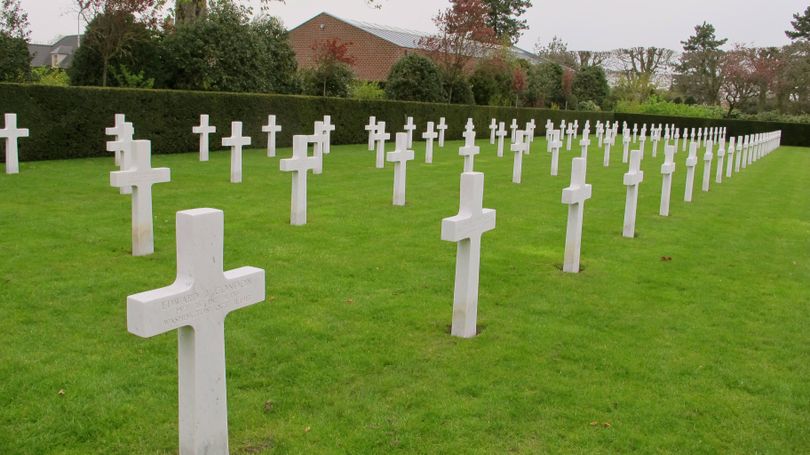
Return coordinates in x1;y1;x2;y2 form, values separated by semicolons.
0;84;611;161
0;83;807;162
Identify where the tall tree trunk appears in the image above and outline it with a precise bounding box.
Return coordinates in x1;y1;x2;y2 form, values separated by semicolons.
102;56;109;87
176;0;207;24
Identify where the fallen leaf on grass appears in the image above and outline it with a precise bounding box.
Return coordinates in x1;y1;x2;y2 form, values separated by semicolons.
263;400;273;413
590;421;598;426
57;389;65;396
660;256;672;262
304;426;311;433
603;422;612;428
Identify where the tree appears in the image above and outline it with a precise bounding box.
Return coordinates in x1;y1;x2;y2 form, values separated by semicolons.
70;19;165;87
786;6;810;41
163;1;298;93
72;0;165;86
675;22;727;105
534;36;577;68
776;42;810;114
385;53;444;102
419;0;498;103
302;38;356;97
749;47;782;111
174;0;206;24
613;47;675;100
718;45;758;117
572;65;609;108
1;0;29;39
469;55;515;105
528;61;564;107
0;0;30;82
575;50;609;69
481;0;531;44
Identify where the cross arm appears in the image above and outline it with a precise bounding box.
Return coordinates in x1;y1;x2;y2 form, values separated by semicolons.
110;167;171;188
441;209;495;242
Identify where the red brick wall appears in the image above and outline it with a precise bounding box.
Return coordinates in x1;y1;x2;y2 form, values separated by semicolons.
288;13;411;82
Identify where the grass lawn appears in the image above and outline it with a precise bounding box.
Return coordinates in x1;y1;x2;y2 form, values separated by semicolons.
1;133;808;454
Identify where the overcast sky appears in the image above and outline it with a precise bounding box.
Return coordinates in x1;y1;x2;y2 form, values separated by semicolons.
20;0;808;52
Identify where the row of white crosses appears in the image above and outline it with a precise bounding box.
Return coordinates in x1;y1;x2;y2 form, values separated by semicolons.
108;116;774;453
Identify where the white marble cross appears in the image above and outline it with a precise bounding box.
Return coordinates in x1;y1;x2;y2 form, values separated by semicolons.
222;121;251;183
311;121;327;175
261;115;282;157
387;132;415;206
715;139;725;184
550;129;563;176
684;141;698;202
524;120;535;154
441;171;496;338
702;139;716;187
126;207;264;454
106;121;135;195
321;115;335;155
638;127;647;158
697;127;703;147
651;127;660;158
561;157;592;273
660;144;676;217
489;118;497;144
373;121;390;169
511;129;528;184
632;123;638;143
622;149;644;238
495;121;507;158
365;116;377;151
106;113;127;166
422;121;438;163
725;137;736;178
579;128;591;159
596;122;605;147
527;119;536;143
622;131;631;163
437;117;448;147
459;126;480;172
545;119;554;148
603;129;614;167
572;120;579;139
566;123;574;151
192;114;216;162
403;116;416;148
510;118;519;143
735;136;744;172
280;135;321;225
110;140;170;256
672;128;686;151
741;135;750;169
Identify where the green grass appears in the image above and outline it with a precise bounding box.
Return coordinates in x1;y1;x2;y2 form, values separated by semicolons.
1;134;808;454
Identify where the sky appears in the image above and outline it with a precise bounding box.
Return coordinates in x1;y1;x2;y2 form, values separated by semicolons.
19;0;809;52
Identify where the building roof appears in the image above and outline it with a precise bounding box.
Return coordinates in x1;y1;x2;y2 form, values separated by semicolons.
28;44;52;67
300;12;539;63
27;35;81;69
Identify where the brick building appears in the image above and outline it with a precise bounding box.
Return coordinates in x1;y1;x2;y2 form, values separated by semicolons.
288;12;537;82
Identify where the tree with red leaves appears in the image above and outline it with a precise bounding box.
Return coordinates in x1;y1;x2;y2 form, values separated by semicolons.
719;44;759;117
419;0;498;102
511;66;526;106
303;37;357;97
